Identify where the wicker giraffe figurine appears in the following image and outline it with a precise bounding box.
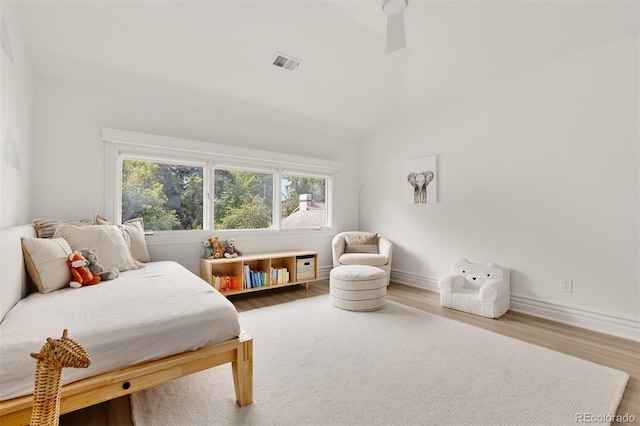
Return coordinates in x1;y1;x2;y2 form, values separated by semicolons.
30;329;91;426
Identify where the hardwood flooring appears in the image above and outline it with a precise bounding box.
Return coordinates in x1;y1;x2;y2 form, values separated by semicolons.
60;280;639;426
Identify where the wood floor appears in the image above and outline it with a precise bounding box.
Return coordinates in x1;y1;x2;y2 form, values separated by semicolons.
60;280;639;426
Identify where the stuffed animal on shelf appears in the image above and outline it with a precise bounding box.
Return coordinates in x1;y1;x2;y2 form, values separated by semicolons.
202;240;214;259
78;248;120;281
203;236;225;259
67;251;100;288
224;238;242;258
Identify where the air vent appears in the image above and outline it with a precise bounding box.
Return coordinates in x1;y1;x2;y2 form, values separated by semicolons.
272;52;302;71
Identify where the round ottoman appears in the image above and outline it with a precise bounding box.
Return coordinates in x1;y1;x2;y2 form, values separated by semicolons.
330;265;387;311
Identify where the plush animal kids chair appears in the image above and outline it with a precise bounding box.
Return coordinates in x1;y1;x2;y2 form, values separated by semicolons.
438;258;511;318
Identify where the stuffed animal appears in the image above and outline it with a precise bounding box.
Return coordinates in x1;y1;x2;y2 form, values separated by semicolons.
202;240;214;259
211;236;226;259
79;248;120;281
224;238;242;258
67;251;100;288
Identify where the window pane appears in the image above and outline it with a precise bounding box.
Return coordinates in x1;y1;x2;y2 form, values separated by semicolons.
214;169;274;230
281;175;327;229
122;160;203;230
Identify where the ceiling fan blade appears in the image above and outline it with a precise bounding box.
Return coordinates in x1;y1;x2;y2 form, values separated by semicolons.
386;12;406;54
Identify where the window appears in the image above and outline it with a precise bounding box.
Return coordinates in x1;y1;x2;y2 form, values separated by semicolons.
122;159;204;230
281;174;328;229
214;168;274;230
104;128;341;235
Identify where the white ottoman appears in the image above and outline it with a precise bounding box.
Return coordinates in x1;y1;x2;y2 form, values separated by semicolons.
330;265;387;311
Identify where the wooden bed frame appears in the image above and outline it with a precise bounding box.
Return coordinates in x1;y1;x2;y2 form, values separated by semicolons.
0;331;253;425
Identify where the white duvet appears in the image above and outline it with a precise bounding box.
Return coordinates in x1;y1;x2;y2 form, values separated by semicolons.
0;261;241;400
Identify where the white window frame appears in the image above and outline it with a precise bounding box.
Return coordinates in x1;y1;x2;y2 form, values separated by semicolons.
103;128;341;243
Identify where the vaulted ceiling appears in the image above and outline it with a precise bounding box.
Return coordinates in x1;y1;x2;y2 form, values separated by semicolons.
15;0;640;140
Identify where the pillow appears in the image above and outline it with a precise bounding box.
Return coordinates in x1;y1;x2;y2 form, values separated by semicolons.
344;232;378;254
53;224;139;272
33;218;92;238
21;237;72;293
94;214;150;263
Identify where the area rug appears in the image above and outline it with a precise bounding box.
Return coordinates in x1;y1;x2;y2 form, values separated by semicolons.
131;295;628;426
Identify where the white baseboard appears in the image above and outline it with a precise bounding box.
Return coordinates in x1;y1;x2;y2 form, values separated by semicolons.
390;269;440;292
318;265;332;280
509;294;639;342
389;269;639;342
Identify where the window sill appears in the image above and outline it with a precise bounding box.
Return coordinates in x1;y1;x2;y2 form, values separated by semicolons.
144;228;335;246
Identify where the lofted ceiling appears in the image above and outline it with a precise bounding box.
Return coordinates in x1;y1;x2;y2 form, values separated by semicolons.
14;0;640;141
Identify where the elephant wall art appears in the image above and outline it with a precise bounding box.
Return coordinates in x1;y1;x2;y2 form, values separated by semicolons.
405;155;438;204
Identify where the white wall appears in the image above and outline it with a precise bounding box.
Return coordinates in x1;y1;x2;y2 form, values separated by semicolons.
359;36;639;339
30;75;361;274
0;2;32;228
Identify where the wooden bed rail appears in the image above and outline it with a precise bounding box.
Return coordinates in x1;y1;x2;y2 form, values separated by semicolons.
0;332;253;425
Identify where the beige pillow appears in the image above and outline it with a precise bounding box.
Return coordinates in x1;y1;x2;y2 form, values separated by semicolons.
33;218;92;238
94;214;150;263
344;232;379;254
21;237;73;293
53;224;139;272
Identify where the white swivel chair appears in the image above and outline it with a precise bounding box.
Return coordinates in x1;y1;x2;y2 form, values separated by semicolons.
438;258;511;318
332;232;393;286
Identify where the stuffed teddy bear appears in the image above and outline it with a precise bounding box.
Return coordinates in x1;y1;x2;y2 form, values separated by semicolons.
223;238;242;258
79;248;120;281
67;251;100;288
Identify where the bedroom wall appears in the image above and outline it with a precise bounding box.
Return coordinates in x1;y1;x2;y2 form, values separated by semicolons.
359;36;639;340
29;74;361;275
0;2;33;228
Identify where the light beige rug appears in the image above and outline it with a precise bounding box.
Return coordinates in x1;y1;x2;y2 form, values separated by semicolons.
131;295;628;425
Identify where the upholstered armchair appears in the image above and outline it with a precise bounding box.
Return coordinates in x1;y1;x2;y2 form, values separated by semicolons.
438;258;511;318
332;232;393;286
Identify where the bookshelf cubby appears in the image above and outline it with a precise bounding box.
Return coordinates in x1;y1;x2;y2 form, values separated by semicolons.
200;250;318;296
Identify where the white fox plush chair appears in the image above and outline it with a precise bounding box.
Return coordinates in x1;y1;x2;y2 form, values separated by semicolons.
438;258;511;318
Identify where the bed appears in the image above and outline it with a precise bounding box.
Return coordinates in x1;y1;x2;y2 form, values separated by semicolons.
0;224;253;425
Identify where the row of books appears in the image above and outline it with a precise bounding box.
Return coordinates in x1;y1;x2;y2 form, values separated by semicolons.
271;267;290;285
244;264;268;289
210;266;291;292
211;275;240;291
243;265;291;289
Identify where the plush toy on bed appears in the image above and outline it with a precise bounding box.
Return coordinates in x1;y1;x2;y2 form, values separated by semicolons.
224;238;242;258
79;248;120;281
67;251;101;288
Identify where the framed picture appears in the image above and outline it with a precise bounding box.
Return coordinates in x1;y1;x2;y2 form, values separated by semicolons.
405;155;437;204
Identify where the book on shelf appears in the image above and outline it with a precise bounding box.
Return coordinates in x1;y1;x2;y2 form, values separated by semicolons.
270;267;289;285
243;265;268;289
211;275;239;292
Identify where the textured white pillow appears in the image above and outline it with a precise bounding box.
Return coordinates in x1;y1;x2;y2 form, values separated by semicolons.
21;237;73;293
54;224;139;272
94;214;150;263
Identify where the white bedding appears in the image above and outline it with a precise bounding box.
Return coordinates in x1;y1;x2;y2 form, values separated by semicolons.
0;261;241;401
